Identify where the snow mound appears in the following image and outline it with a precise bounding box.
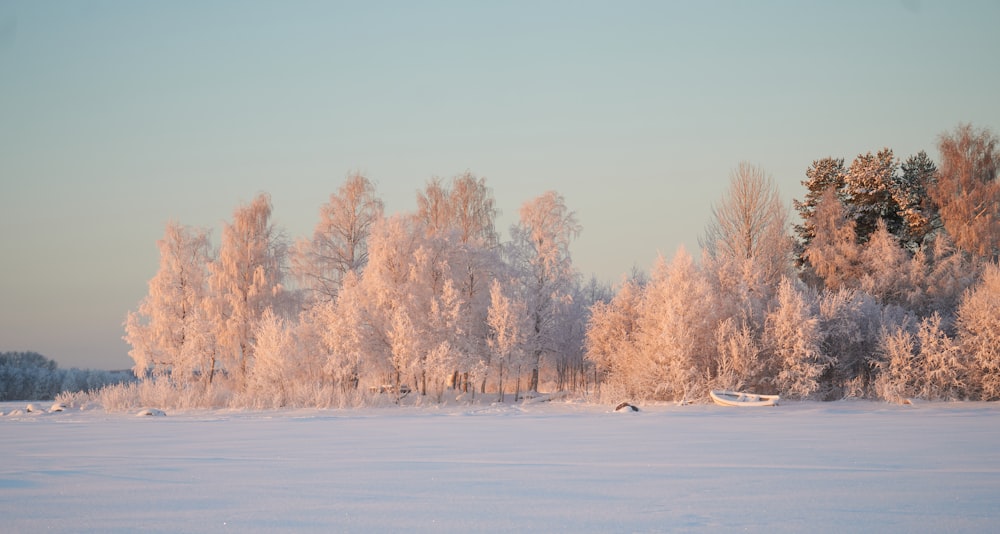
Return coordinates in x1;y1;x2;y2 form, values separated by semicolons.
522;391;569;405
6;409;24;416
25;404;45;413
136;408;166;417
49;403;67;412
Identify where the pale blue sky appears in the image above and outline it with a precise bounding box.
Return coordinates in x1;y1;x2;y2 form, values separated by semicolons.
2;1;998;370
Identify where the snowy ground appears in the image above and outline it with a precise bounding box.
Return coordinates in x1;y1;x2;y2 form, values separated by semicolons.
2;399;999;533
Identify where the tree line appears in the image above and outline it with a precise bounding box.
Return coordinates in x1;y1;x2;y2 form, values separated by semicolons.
0;352;134;401
117;123;998;408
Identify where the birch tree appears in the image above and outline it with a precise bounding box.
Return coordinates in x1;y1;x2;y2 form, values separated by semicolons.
291;173;383;302
585;278;643;399
244;308;298;407
416;172;501;386
208;193;287;385
508;191;581;392
803;189;864;290
930;124;999;261
702;162;792;325
487;279;527;401
124;222;216;383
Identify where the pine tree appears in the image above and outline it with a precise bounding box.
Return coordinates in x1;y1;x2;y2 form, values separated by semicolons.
843;148;902;243
895;151;939;251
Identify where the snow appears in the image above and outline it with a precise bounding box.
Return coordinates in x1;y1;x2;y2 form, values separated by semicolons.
2;400;999;532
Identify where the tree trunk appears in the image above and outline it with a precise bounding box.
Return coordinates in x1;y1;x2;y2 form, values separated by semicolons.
394;370;401;404
497;361;505;403
515;365;521;402
529;367;539;392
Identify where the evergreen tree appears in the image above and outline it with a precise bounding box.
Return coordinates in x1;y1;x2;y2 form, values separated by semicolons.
843;148;902;243
895;150;939;250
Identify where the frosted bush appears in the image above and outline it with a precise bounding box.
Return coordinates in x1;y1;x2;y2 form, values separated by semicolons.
957;262;1000;399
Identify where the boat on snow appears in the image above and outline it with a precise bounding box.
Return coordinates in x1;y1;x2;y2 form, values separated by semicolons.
710;390;779;407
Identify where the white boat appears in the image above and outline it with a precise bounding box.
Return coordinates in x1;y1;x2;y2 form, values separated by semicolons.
710;390;779;407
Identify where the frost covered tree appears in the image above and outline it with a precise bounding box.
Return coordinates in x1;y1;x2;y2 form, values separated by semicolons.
341;211;484;398
487;279;527;401
764;279;829;399
858;221;912;307
207;193;287;384
795;149;940;265
913;314;967;400
794;157;847;260
417;172;499;247
124;222;216;383
415;173;501;385
957;262;1000;399
347;215;421;391
0;352;62;401
816;288;890;398
633;248;719;402
895;151;939;251
930;124;999;261
843;148;902;243
313;271;384;395
802;190;864;290
291;172;383;303
874;324;919;402
712;317;763;393
903;233;975;318
702;162;792;325
875;314;968;402
508;191;581;392
244;308;302;407
585;278;643;399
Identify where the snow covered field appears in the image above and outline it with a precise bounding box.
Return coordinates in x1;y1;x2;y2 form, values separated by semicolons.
3;400;999;533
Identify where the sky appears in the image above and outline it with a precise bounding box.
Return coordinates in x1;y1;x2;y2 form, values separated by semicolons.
1;0;998;370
